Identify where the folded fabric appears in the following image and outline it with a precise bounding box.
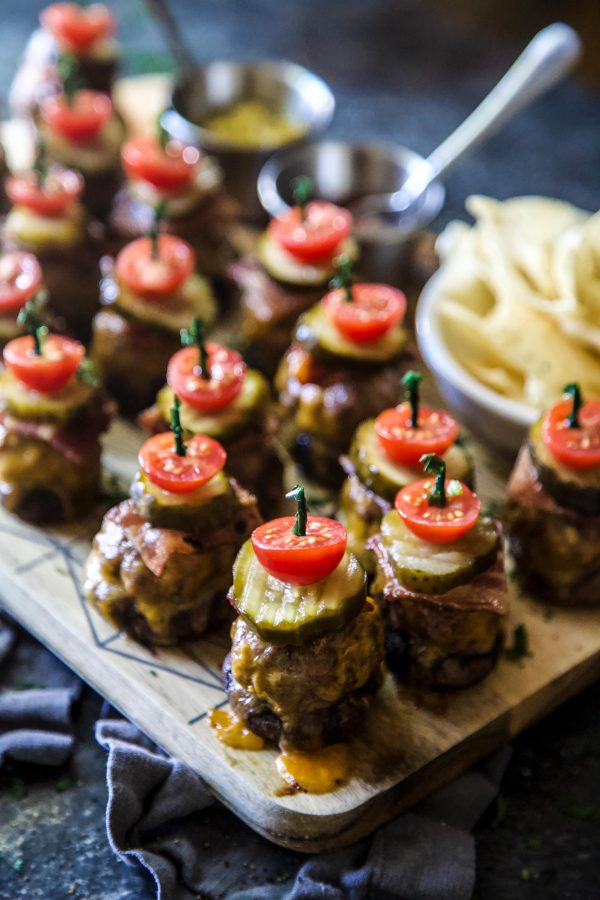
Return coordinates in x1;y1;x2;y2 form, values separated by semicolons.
0;616;77;768
96;717;511;900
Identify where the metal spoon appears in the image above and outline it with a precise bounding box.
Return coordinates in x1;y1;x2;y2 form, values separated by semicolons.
349;23;581;225
142;0;196;78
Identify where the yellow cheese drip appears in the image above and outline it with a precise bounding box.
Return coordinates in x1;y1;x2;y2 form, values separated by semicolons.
276;744;349;794
208;709;265;751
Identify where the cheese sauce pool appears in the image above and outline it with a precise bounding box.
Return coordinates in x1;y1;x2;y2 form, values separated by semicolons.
208;708;350;793
276;745;349;794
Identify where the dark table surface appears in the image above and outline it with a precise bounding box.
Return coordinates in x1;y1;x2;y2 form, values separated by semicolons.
1;2;600;899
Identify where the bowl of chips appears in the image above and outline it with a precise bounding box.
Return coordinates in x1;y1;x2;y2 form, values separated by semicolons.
416;194;600;454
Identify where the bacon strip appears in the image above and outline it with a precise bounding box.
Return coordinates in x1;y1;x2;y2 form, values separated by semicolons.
0;395;115;465
104;481;261;577
369;534;509;615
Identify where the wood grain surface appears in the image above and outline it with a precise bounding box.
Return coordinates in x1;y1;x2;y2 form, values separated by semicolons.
0;76;599;853
1;418;599;852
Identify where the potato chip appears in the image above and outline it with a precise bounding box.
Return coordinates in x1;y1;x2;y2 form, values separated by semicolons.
427;195;600;412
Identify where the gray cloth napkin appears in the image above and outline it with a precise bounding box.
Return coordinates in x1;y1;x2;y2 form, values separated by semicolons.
96;717;511;900
0;616;77;767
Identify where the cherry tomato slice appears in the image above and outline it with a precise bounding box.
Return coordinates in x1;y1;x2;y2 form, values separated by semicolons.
323;283;406;343
115;236;195;298
41;90;113;143
5;168;83;217
395;479;480;544
41;3;115;53
0;253;43;314
375;403;459;465
3;334;84;393
121;136;199;193
167;344;246;412
268;201;352;264
542;399;600;470
251;516;347;585
139;432;227;494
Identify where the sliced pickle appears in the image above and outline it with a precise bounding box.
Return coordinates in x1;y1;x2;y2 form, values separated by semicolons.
295;303;406;366
0;370;94;423
130;469;235;532
4;205;84;248
256;233;358;287
379;509;499;594
529;417;600;515
350;419;474;502
114;273;217;334
156;369;270;441
232;541;367;645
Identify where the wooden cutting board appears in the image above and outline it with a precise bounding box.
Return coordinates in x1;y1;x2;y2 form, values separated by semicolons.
1;417;600;852
1;75;599;851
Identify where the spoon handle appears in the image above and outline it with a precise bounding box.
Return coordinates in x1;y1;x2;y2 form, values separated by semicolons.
404;23;581;199
142;0;196;77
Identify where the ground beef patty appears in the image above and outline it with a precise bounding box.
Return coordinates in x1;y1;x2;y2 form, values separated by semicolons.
225;600;385;751
275;343;406;487
85;485;261;646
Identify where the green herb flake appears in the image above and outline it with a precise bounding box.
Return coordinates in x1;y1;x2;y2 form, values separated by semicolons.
504;624;531;662
54;775;75;793
149;670;158;678
492;794;507;827
9;777;28;800
559;800;600;823
520;868;531;881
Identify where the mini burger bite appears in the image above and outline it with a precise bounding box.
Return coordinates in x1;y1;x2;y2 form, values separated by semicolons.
225;485;385;751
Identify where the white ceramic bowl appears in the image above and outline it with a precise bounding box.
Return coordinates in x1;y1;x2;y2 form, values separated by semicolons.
416;270;538;455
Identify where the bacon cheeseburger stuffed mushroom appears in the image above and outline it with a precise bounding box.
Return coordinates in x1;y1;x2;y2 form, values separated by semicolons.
38;69;124;220
338;371;474;572
370;454;508;689
228;178;357;376
505;383;600;606
275;257;408;487
110;128;238;281
223;486;385;786
91;211;216;414
3;154;99;342
10;3;119;120
40;3;119;96
0;303;113;522
139;320;280;513
85;402;261;645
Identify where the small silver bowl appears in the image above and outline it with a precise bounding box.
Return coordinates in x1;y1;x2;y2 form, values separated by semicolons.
258;140;445;284
160;60;335;220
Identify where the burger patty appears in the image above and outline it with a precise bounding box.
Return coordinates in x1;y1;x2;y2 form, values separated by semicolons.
275;343;405;486
370;533;508;689
226;601;384;751
506;445;600;606
0;398;111;523
92;309;182;416
85;486;260;646
227;258;324;377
